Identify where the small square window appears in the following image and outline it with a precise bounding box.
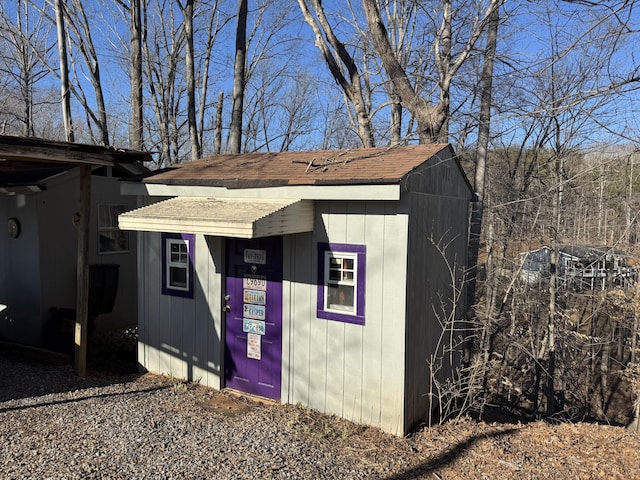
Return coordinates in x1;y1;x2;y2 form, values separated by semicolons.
317;243;365;325
162;233;194;298
98;204;129;254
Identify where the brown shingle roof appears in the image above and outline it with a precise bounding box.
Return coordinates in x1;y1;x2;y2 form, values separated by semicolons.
144;144;451;188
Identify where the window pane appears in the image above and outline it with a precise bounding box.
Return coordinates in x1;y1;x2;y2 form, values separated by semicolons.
170;243;188;263
328;284;354;312
99;205;110;226
100;230;129;253
343;258;354;270
98;205;129;254
170;243;187;254
169;266;187;288
329;269;341;281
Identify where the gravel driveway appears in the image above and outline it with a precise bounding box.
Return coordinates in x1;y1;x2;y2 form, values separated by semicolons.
0;350;410;480
6;348;639;480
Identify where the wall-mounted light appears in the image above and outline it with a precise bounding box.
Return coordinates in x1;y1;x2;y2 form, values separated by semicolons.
7;217;20;238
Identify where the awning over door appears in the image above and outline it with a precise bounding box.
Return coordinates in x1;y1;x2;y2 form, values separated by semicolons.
118;196;314;238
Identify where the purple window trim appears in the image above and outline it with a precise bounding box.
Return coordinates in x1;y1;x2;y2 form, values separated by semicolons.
161;233;195;299
317;242;366;325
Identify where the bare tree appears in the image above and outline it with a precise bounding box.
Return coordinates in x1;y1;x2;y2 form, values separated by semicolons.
0;0;52;137
476;0;640;419
62;0;110;145
54;0;73;141
466;2;499;316
36;0;111;143
376;0;418;145
195;0;231;156
114;0;144;150
178;0;200;159
229;0;247;154
361;0;503;144
297;0;375;147
141;0;186;166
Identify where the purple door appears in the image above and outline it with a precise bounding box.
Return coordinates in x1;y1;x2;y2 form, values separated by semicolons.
224;237;283;400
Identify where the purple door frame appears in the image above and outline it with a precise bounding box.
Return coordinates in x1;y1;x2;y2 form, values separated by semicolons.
224;237;283;400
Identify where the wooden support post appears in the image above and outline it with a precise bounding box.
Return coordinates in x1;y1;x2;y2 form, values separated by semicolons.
74;165;91;376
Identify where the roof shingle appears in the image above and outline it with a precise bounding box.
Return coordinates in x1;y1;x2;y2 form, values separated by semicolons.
144;144;451;188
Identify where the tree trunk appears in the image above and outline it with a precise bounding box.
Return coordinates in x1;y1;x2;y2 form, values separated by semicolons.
55;0;73;142
626;153;633;244
13;0;32;136
214;91;224;154
65;0;109;145
297;0;375;148
180;0;200;160
466;3;499;314
390;90;401;145
361;0;438;143
229;0;247;154
361;0;502;144
130;0;143;150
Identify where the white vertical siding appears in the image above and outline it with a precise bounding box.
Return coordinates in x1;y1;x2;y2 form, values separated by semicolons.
286;232;315;406
193;236;224;388
286;200;409;435
341;202;365;422
138;231;223;389
378;201;409;433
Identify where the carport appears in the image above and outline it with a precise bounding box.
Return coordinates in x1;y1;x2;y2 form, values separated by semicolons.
0;135;152;374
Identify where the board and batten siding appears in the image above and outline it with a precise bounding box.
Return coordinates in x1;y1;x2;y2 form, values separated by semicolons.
137;228;224;390
285;200;409;435
404;192;469;431
403;150;471;432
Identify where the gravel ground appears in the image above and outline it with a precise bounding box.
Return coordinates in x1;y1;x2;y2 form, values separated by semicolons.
3;347;640;480
0;350;410;480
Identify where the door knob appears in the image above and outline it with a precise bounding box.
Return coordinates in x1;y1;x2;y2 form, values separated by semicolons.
223;305;231;312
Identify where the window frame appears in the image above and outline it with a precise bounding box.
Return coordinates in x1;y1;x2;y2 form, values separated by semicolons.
317;243;366;325
98;204;129;255
161;233;194;298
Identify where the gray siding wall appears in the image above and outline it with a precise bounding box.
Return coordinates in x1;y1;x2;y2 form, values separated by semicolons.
137;230;224;389
403;149;471;432
37;171;140;341
38;171;79;320
87;174;139;332
0;193;41;345
0;169;142;348
403;147;471;198
285;200;410;435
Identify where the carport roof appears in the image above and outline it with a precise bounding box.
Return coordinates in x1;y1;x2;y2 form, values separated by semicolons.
0;135;153;188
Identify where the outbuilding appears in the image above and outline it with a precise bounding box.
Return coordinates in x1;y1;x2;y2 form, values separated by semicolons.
119;144;471;435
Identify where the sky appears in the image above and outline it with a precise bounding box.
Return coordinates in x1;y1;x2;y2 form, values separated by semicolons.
2;0;640;155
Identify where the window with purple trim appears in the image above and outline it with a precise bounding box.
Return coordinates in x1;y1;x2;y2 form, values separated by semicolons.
162;233;194;298
317;243;365;325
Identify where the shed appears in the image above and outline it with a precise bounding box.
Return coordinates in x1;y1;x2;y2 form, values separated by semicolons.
0;135;151;372
520;245;637;290
119;144;471;435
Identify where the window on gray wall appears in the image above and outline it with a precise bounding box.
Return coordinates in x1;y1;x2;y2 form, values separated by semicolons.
162;233;194;298
98;204;129;254
317;243;366;325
